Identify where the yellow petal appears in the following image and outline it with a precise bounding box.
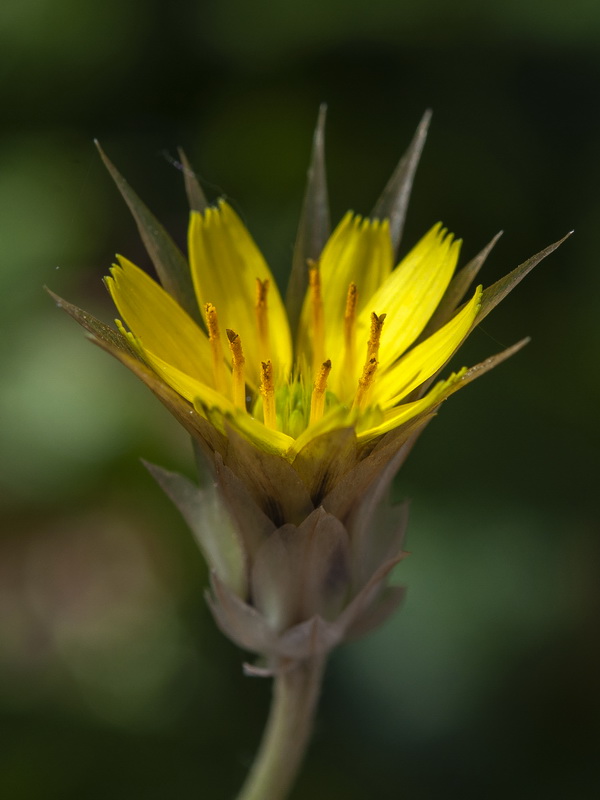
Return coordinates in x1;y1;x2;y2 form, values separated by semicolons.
138;346;234;412
106;255;214;386
188;201;292;387
297;212;394;387
357;371;467;441
140;345;294;456
320;212;394;317
359;224;461;373
373;286;482;408
289;404;356;457
218;407;295;457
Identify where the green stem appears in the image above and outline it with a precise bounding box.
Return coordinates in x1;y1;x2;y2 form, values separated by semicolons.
236;657;326;800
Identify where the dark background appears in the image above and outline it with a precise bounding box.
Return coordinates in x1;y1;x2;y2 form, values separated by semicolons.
1;1;598;798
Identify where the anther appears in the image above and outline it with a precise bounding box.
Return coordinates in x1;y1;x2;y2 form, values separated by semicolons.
353;357;378;410
226;328;246;411
260;360;277;429
352;312;386;409
204;303;228;394
366;312;386;362
255;278;270;362
309;359;332;425
343;282;358;377
308;262;325;374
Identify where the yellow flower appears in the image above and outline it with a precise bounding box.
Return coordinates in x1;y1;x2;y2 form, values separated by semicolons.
48;112;573;800
105;200;480;458
49;111;569;666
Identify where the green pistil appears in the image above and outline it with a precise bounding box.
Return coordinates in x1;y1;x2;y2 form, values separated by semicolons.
252;381;339;437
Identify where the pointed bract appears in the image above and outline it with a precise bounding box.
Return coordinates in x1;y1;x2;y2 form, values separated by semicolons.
95;141;202;324
46;288;141;361
207;572;276;654
251;507;350;632
144;460;247;597
476;232;572;326
371;109;432;255
214;452;277;561
223;425;314;526
292;427;358;505
420;231;503;341
286;104;331;338
343;585;406;641
323;414;433;522
177;147;209;213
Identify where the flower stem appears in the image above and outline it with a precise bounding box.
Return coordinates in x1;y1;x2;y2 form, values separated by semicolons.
236;657;326;800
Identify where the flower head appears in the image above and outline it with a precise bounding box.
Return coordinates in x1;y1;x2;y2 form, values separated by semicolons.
106;198;480;455
51;110;568;672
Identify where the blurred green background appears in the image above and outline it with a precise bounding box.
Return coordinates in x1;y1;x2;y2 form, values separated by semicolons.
1;1;598;798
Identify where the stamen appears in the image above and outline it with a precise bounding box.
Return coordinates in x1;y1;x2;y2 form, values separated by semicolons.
343;282;358;376
204;303;228;394
309;359;332;425
255;278;270;362
353;357;378;410
226;328;246;411
352;312;386;409
260;360;277;429
366;312;386;362
308;262;325;375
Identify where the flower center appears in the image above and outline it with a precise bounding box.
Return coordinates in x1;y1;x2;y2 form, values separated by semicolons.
207;278;387;436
